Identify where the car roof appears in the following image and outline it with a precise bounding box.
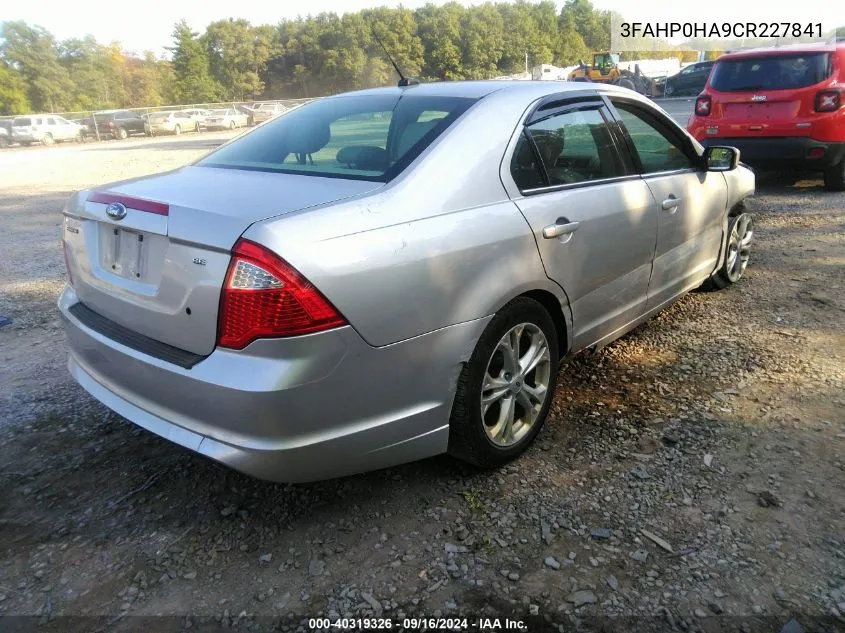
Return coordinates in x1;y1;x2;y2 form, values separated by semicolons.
339;80;640;101
719;42;843;61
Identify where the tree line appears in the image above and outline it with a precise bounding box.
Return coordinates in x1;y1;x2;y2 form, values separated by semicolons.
1;0;704;115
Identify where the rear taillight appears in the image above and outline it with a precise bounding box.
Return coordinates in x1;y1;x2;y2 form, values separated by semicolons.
695;96;712;116
815;90;842;113
217;239;346;349
62;239;74;287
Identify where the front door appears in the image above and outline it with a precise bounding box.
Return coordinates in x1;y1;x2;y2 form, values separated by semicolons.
505;100;658;351
608;98;727;310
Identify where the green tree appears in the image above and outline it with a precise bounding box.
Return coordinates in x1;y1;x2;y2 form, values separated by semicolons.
0;21;74;111
205;19;276;101
0;60;30;114
169;20;219;103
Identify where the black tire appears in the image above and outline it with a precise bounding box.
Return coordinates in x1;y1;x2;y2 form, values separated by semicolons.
174;124;181;136
616;78;636;91
448;296;559;468
701;212;754;291
824;159;845;192
664;83;675;97
229;120;236;130
116;127;128;140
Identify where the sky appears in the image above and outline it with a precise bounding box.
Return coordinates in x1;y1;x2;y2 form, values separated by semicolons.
2;0;841;57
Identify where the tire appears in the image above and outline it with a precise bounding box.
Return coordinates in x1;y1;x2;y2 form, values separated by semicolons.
195;122;200;133
116;127;128;140
448;297;559;468
823;159;845;192
664;83;675;97
616;78;636;91
229;120;236;130
41;133;54;146
174;125;181;136
701;212;754;291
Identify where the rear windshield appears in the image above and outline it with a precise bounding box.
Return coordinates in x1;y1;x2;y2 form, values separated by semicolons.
199;94;476;182
148;113;171;121
710;53;832;91
13;118;31;126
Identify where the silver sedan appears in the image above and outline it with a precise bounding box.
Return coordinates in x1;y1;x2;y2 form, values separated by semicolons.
59;81;755;482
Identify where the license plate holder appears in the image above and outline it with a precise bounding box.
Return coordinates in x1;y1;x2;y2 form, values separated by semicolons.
104;226;147;280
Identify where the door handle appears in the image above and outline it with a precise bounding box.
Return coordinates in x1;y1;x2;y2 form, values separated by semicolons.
661;196;681;212
542;221;580;240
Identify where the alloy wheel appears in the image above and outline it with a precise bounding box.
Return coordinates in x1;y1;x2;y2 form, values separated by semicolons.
725;213;753;283
480;322;551;447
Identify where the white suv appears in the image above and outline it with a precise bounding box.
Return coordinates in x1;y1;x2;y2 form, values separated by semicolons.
12;115;85;145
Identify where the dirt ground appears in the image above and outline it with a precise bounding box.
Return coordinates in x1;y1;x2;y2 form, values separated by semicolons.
0;133;843;633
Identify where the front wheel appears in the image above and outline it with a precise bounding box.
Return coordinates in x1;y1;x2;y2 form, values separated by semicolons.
229;120;236;130
448;297;559;468
824;158;845;192
702;212;754;290
41;133;54;146
173;125;181;136
664;83;675;96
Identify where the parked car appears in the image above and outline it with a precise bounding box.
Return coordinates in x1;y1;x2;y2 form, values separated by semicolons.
204;108;250;130
144;111;197;136
59;81;754;482
252;102;287;124
0;125;9;148
85;110;147;139
11;115;85;145
180;108;210;131
662;61;715;97
689;42;845;190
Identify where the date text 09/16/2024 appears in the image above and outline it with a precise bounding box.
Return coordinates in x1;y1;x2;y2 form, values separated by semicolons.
307;617;528;630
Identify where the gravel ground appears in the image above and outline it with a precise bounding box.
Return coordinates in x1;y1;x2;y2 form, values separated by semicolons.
0;136;843;633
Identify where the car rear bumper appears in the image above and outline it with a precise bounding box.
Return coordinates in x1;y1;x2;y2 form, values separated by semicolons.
59;284;487;482
699;137;845;170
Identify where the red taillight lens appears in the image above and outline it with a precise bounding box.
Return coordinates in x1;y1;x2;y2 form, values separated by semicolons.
695;96;712;116
815;90;841;112
217;239;346;349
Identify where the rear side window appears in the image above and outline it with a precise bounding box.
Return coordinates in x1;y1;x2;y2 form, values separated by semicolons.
510;133;545;190
614;102;696;174
200;94;476;182
14;118;31;126
523;108;625;186
710;53;832;91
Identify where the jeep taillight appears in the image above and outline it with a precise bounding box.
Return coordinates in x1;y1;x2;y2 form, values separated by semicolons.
815;90;842;113
695;96;712;116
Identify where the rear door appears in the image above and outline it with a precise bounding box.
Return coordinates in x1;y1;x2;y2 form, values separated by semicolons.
503;96;658;350
607;97;727;309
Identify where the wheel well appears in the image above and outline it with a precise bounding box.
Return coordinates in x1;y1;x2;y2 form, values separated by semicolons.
521;289;569;357
729;199;747;217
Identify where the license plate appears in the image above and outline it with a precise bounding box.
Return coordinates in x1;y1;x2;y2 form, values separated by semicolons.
104;226;147;280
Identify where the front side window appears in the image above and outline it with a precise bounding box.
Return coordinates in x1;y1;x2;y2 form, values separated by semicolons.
613;102;697;174
199;94;476;182
522;108;625;186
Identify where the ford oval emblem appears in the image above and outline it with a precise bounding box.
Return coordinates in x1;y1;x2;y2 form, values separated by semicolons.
105;202;127;220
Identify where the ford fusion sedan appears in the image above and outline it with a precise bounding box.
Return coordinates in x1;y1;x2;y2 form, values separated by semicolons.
59;81;755;482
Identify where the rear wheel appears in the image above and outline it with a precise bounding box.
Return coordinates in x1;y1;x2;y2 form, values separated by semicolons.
824;158;845;192
41;133;54;146
448;297;559;468
116;127;128;140
174;125;182;136
229;120;236;130
702;212;754;290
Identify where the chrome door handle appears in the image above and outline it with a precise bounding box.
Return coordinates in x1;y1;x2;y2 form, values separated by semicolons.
662;196;681;212
542;221;580;239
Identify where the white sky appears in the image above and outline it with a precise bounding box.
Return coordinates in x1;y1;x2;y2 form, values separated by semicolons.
2;0;841;57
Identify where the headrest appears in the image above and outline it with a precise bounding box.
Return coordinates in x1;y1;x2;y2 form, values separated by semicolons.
283;120;331;155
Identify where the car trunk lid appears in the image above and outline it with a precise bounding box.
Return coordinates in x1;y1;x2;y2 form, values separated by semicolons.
63;166;381;356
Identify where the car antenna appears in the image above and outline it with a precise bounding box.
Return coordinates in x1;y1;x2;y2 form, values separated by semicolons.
372;30;420;87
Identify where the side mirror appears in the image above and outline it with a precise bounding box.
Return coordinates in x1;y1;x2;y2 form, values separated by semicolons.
704;146;739;171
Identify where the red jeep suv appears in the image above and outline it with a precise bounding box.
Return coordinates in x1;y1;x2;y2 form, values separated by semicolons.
688;42;845;191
